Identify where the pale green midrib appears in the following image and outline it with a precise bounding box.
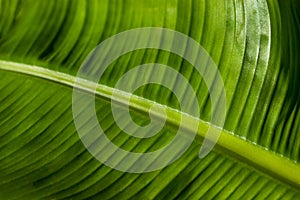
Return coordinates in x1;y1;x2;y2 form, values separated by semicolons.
0;60;299;190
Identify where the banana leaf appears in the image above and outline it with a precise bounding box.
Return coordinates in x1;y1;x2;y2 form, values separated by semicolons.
0;0;299;199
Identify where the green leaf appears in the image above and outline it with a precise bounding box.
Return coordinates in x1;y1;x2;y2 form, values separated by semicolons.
0;0;299;199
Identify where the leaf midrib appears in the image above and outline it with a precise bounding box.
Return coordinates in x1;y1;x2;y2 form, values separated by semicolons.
0;60;299;190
